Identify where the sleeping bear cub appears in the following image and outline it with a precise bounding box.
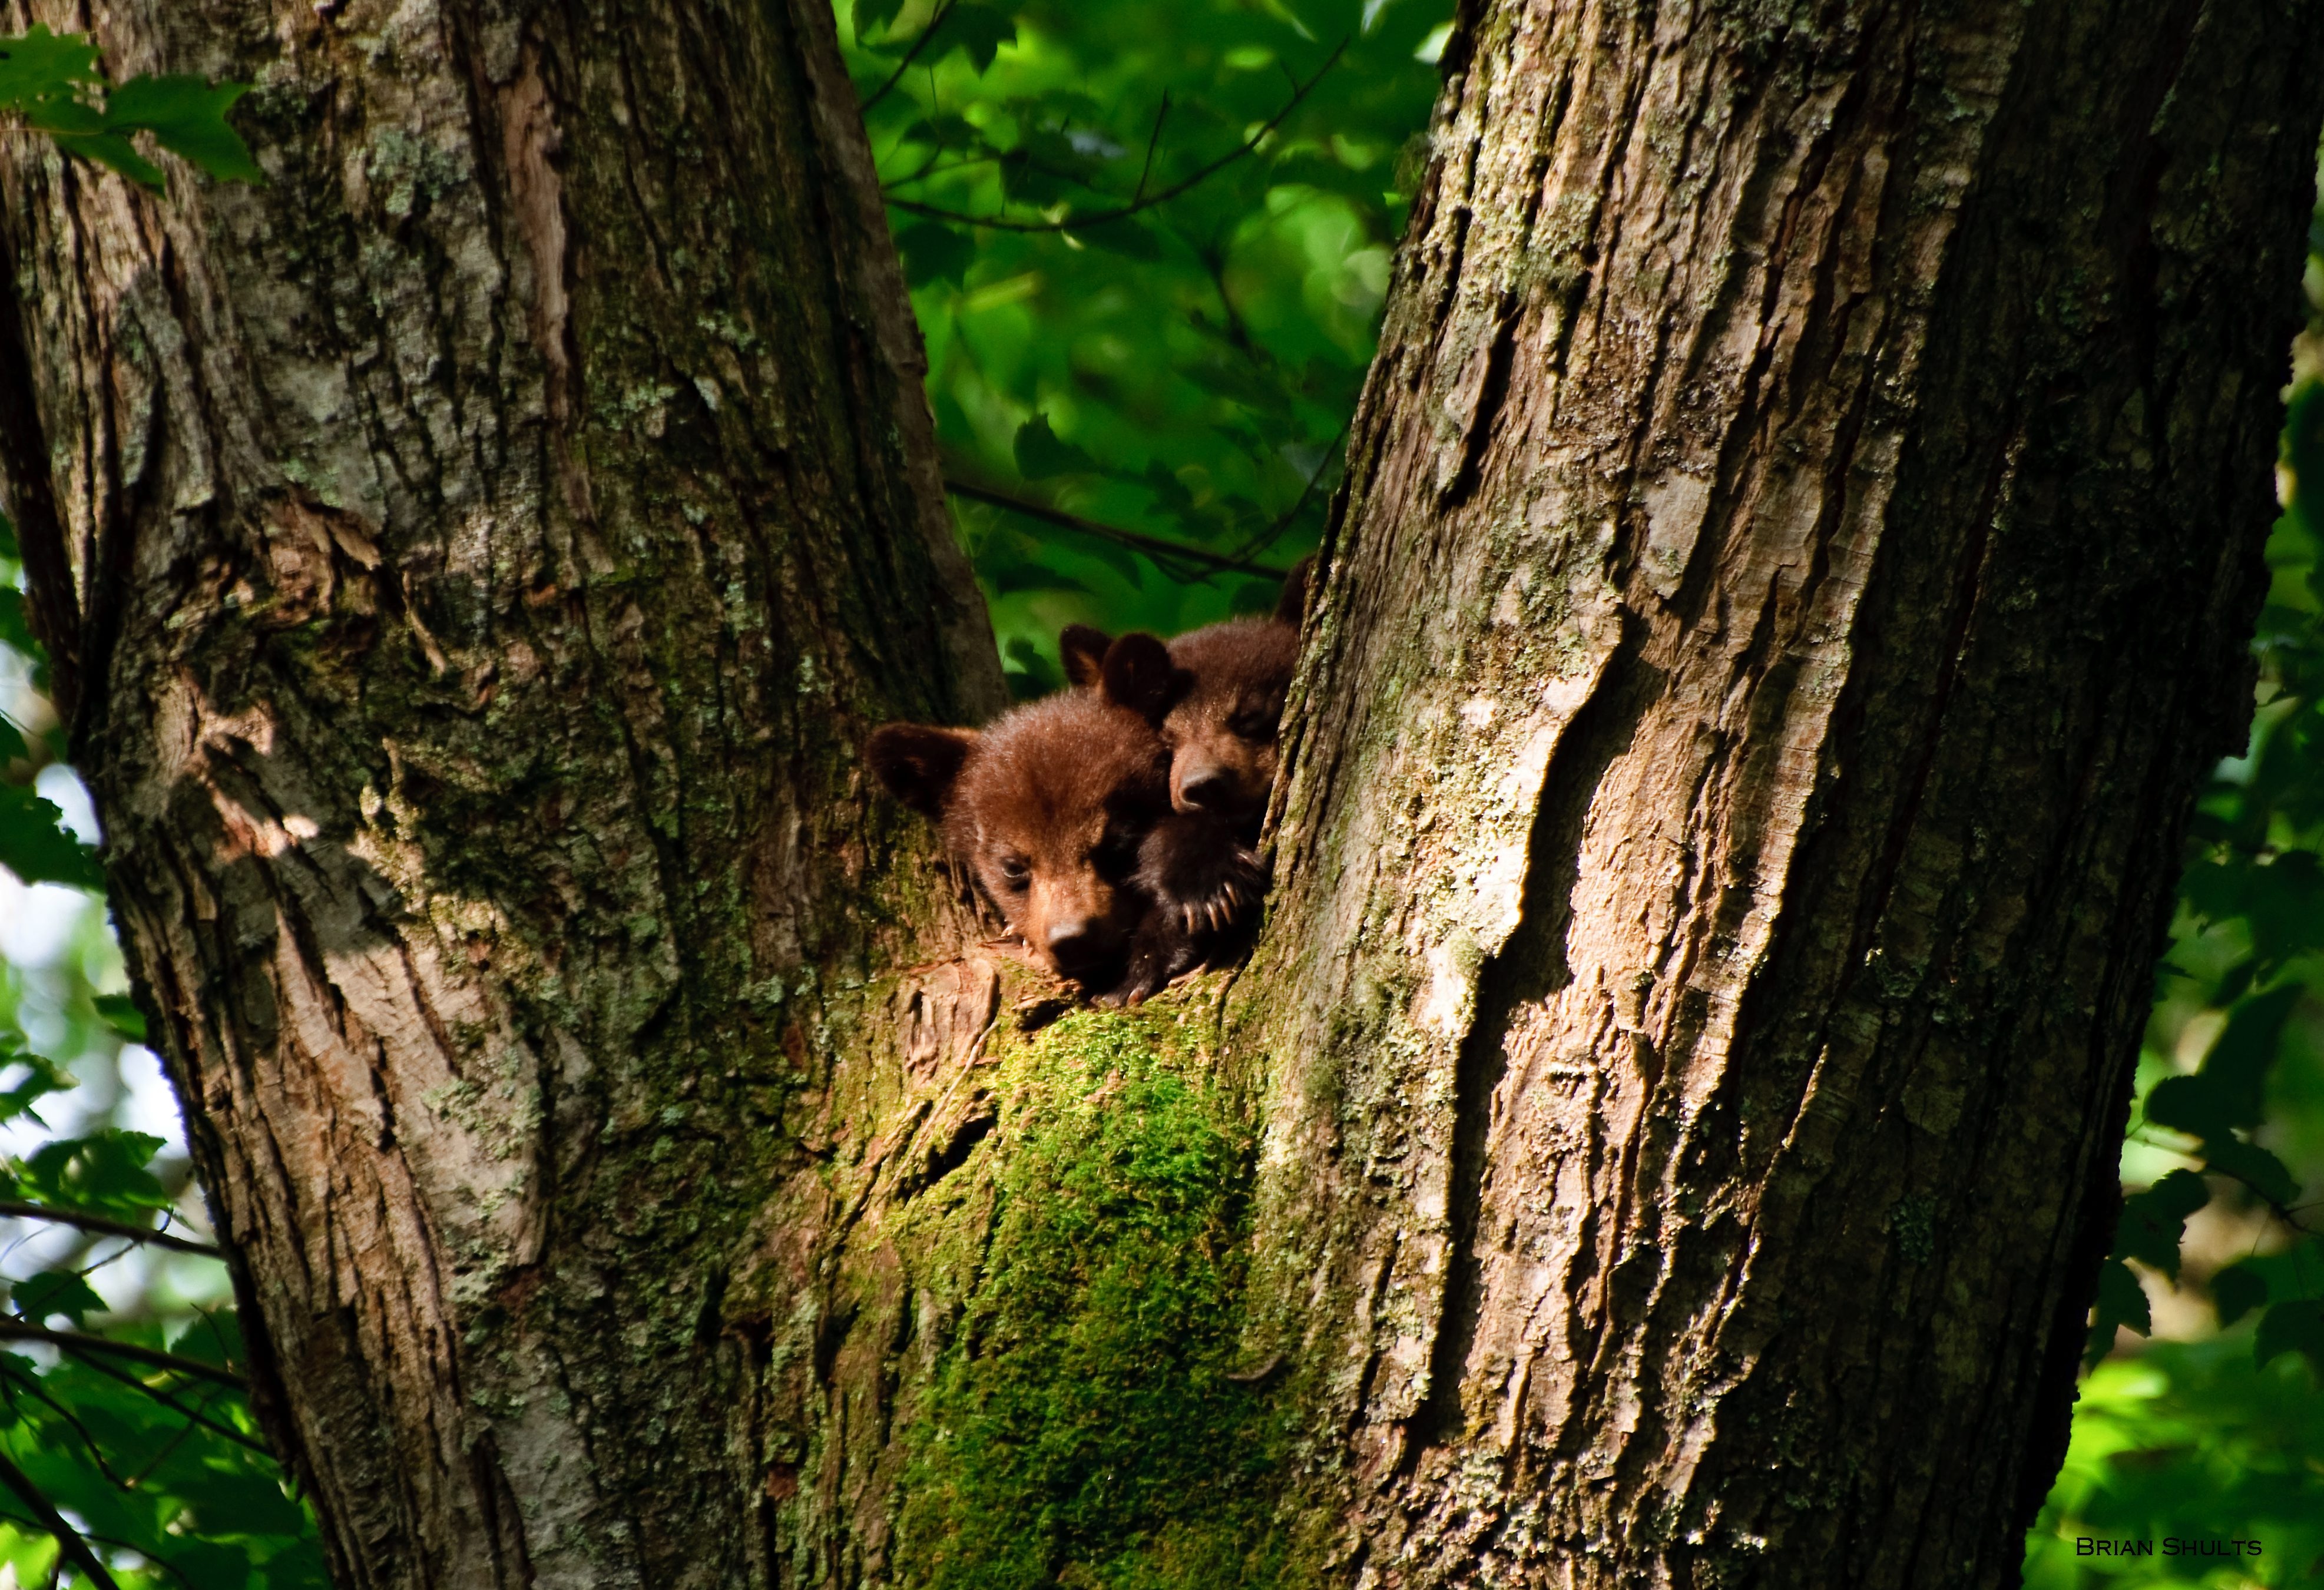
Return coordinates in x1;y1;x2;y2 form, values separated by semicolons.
1057;558;1307;940
865;634;1202;1005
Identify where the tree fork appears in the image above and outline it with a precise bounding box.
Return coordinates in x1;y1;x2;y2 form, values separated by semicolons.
1235;0;2324;1584
0;0;1004;1584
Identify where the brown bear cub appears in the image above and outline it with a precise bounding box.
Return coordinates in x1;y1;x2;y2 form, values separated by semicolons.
865;634;1202;1005
1058;558;1309;939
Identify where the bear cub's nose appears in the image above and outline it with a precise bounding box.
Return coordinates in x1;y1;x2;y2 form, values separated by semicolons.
1177;765;1235;811
1045;917;1105;970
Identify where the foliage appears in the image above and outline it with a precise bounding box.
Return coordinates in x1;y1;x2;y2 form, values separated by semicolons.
0;885;327;1589
0;26;261;191
895;1011;1285;1590
837;0;1452;697
0;33;293;1565
2026;1343;2324;1589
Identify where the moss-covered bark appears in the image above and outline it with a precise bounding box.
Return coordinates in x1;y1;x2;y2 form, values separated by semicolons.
1230;1;2324;1585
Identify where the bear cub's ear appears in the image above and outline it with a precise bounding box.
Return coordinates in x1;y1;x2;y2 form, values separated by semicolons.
1099;632;1184;724
1060;624;1114;689
866;724;978;818
1274;554;1315;627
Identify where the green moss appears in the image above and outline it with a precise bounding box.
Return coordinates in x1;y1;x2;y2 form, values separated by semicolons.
895;1008;1288;1590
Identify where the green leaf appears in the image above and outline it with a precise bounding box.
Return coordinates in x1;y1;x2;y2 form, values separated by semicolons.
0;586;33;653
981;556;1089;597
1002;636;1063;700
0;26;101;114
2088;1257;2151;1370
2253;1297;2324;1373
1014;414;1097;479
896;220;976;287
1229;577;1279;614
0;1041;72;1128
11;1270;108;1327
169;1308;244;1370
2211;1262;2269;1328
2197;1135;2302;1207
853;0;911;44
1075;216;1165;259
42;128;163;190
2288;380;2324;541
942;4;1018;73
16;1130;171;1216
102;74;263;183
2114;1169;2209;1280
91;994;145;1044
0;781;103;889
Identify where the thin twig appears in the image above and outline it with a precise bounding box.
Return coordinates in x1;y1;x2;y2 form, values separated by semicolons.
0;1448;120;1590
0;1359;134;1488
860;0;962;113
0;1323;244;1389
122;1382;226;1489
1133;91;1171;204
1225;415;1350;565
0;1508;199;1590
888;38;1348;233
944;478;1292;579
0;1202;220;1258
52;1344;272;1458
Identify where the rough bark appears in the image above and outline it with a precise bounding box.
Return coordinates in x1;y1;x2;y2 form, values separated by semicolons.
8;0;2323;1586
1233;1;2324;1586
0;1;1008;1585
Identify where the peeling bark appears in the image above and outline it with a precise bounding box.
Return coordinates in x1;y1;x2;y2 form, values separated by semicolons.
1236;0;2324;1585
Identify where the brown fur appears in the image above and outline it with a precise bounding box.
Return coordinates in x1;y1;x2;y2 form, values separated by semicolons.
1044;559;1312;955
866;635;1199;1002
1157;617;1298;822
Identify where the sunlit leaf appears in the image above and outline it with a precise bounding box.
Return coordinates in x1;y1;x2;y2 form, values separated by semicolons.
16;1131;171;1216
10;1270;107;1327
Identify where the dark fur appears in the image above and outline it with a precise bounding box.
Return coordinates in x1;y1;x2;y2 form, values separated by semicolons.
1056;558;1312;950
865;635;1200;1003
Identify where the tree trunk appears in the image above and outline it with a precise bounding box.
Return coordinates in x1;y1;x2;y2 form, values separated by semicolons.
0;1;1007;1584
1233;0;2324;1585
4;1;2322;1588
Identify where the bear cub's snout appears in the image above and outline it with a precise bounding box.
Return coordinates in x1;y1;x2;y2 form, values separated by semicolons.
869;560;1310;1005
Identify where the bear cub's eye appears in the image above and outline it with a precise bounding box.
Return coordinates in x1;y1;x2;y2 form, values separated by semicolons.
1227;700;1278;741
997;856;1032;891
1092;830;1140;877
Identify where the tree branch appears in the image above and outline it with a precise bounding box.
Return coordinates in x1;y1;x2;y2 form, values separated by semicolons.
943;478;1292;579
859;0;961;113
0;1203;221;1258
887;38;1348;233
50;1341;272;1458
0;1323;244;1388
0;1447;120;1590
1133;91;1171;204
